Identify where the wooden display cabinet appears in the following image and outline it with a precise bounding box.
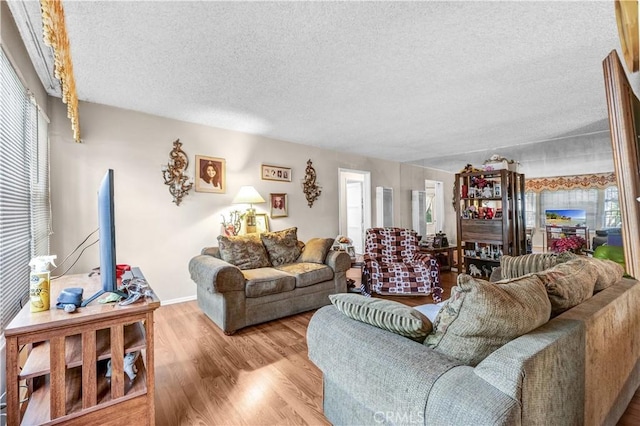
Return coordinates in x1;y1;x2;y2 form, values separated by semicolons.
4;268;160;425
455;169;526;278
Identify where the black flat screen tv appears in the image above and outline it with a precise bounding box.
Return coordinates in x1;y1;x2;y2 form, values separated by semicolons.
81;169;127;307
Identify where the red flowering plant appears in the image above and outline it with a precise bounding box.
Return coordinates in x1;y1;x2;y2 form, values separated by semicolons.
550;235;587;254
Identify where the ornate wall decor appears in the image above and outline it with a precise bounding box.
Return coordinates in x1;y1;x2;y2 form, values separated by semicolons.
525;173;617;193
161;139;193;205
302;159;321;207
40;0;81;142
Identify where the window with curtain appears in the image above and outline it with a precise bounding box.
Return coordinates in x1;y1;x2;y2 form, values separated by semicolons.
538;188;600;230
603;186;622;228
0;49;50;331
525;192;536;228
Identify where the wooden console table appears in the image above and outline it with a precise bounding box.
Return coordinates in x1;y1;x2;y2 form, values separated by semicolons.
419;245;458;271
4;268;160;425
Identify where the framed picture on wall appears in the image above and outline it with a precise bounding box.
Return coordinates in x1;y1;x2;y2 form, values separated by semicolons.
270;193;288;217
195;155;225;193
239;213;270;235
261;164;292;182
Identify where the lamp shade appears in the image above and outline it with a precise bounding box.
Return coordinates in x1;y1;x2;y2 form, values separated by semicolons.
232;186;265;204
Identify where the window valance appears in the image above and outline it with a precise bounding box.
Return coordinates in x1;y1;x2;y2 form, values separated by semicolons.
525;173;616;193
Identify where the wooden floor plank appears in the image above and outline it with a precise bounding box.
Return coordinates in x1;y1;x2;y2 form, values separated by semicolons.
153;271;640;425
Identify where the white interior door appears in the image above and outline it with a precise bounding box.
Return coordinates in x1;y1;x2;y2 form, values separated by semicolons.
339;169;371;255
346;182;364;254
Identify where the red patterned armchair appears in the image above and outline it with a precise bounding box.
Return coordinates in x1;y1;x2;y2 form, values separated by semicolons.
362;227;442;302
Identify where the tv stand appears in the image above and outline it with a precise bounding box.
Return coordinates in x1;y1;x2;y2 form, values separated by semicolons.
4;267;160;425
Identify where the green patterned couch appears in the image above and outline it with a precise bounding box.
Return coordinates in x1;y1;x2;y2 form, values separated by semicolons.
307;254;640;425
189;228;351;334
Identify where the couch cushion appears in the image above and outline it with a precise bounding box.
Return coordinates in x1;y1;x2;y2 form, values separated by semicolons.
275;262;334;288
242;268;296;298
424;273;551;366
583;256;625;292
297;237;334;264
329;293;432;342
217;233;271;270
534;257;597;316
260;227;302;266
499;252;573;280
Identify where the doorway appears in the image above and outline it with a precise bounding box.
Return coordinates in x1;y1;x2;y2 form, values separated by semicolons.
339;169;371;255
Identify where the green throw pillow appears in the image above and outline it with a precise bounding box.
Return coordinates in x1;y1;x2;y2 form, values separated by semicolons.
424;273;551;366
534;257;597;316
329;294;432;342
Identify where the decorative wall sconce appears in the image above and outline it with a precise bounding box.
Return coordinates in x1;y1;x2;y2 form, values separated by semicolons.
302;159;322;207
161;139;193;206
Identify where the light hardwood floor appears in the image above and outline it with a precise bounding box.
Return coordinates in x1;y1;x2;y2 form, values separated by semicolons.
154;271;640;425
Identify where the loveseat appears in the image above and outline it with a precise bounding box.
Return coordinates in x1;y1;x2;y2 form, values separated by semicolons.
307;254;640;425
189;227;351;334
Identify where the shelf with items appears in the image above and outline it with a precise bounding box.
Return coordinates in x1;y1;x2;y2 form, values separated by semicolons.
455;169;526;275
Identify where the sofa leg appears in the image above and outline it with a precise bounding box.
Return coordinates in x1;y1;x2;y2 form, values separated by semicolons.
224;330;236;336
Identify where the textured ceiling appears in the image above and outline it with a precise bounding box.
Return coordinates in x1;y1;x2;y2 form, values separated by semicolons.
9;0;637;177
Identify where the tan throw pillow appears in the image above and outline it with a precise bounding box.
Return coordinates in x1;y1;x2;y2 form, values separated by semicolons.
260;227;302;266
424;273;551;366
298;238;334;264
582;257;624;292
329;293;432;342
535;257;597;316
217;233;271;270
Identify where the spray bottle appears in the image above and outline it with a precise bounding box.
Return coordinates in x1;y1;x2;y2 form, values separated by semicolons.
28;255;57;312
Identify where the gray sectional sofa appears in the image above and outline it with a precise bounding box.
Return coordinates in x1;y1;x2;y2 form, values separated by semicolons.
307;255;640;425
189;230;351;334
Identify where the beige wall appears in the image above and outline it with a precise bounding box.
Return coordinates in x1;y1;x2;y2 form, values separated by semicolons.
48;100;452;302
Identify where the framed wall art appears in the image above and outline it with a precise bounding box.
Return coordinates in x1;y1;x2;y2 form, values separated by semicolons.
239;213;270;235
195;155;225;193
261;164;292;182
270;193;288;217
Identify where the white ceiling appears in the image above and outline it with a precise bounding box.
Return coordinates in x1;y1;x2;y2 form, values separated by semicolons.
9;0;637;177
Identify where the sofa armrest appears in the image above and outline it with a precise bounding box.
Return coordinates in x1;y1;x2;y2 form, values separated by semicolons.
188;254;245;293
307;306;462;421
324;250;351;273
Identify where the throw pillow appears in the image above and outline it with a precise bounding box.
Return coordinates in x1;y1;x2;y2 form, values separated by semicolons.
329;294;432;342
297;237;334;264
500;253;565;280
424;273;551;366
217;233;271;270
260;227;302;266
535;257;597;316
582;256;625;292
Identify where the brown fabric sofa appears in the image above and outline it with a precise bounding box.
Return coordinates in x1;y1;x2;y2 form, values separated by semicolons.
189;233;351;334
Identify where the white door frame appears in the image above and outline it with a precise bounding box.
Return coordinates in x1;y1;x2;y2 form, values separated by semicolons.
338;169;371;255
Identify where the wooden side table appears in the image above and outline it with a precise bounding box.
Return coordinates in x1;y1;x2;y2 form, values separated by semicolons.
4;268;160;425
419;245;458;271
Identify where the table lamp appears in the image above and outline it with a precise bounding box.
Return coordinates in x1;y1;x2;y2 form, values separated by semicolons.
232;186;265;232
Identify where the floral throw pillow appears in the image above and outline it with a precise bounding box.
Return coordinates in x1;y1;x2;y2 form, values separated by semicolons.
260;227;302;266
217;233;271;270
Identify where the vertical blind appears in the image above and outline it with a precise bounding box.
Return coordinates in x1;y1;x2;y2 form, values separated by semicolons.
0;49;50;330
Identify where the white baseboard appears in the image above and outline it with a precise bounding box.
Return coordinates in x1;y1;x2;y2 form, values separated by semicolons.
160;295;196;306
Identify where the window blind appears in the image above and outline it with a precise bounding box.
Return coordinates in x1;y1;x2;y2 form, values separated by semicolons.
0;49;49;331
